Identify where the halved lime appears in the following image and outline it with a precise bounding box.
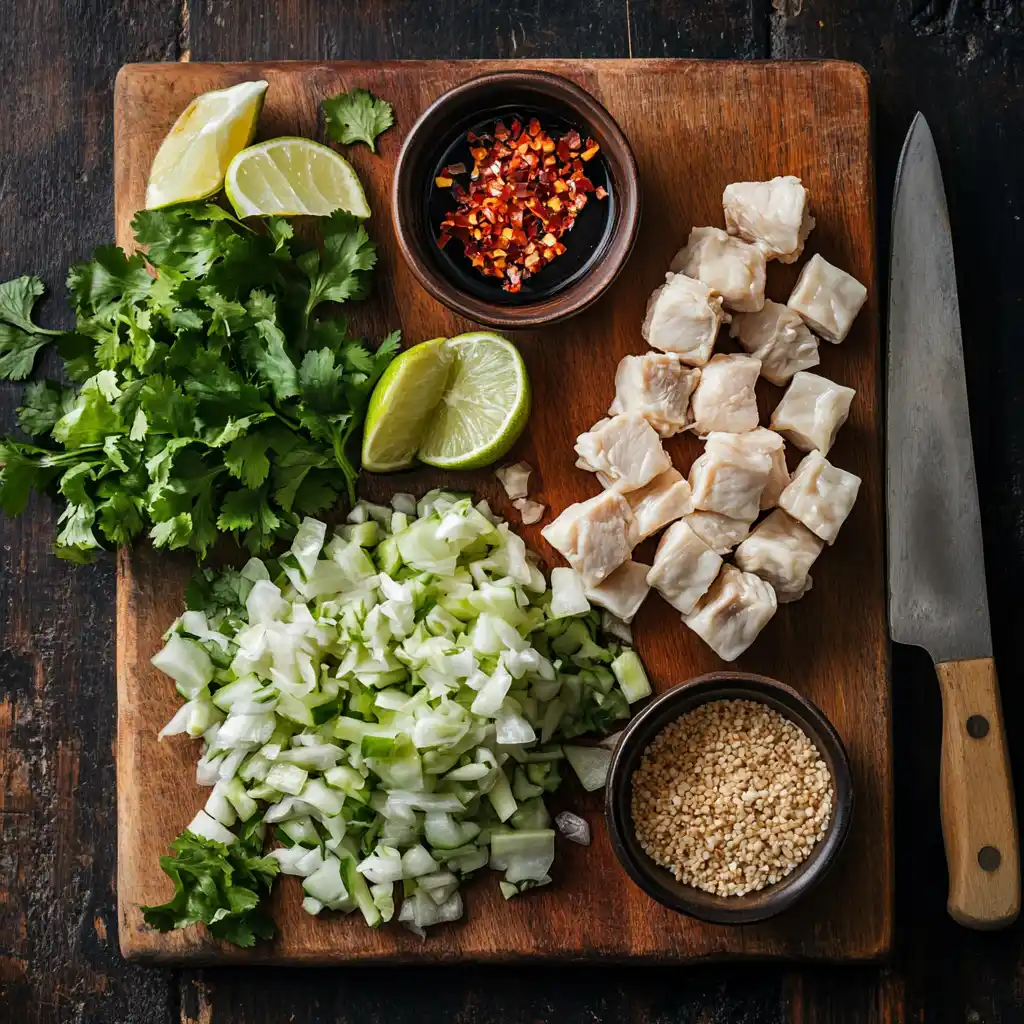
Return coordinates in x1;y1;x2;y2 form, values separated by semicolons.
145;80;268;210
361;338;454;473
417;332;531;470
225;137;371;218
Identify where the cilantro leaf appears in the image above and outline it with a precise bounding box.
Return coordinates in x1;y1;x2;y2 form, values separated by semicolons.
301;212;376;320
225;431;272;489
17;381;69;436
141;827;279;949
0;276;62;335
323;87;395;152
241;320;299;402
0;277;67;380
67;246;152;317
298;348;344;412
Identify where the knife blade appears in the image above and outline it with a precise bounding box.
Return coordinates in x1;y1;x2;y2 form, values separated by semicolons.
889;112;1019;928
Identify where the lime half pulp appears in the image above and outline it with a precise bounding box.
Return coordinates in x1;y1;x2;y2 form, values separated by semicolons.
225;137;371;218
416;332;530;470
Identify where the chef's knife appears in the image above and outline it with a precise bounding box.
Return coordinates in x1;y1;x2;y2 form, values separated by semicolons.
889;113;1020;928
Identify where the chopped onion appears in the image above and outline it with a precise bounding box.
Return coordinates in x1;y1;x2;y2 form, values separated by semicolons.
495;462;532;500
513;498;545;525
152;492;648;934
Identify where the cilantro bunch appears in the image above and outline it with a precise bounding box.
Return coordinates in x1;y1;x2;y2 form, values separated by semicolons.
0;204;398;562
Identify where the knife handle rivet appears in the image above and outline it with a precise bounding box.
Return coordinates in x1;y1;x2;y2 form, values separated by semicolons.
978;846;1002;872
966;715;990;739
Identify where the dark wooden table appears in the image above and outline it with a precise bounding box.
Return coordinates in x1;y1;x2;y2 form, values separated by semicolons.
2;2;1023;1021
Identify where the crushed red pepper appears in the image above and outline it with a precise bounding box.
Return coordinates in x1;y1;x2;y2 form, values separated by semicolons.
435;117;606;292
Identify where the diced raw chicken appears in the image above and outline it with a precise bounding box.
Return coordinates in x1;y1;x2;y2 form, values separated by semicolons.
734;509;824;603
683;565;778;662
641;273;728;366
627;468;694;540
742;427;790;509
688;353;762;436
778;450;861;545
514;498;545;525
729;300;820;386
541;491;638;587
495;462;532;500
584;561;652;623
770;371;855;455
574;413;672;492
723;176;816;263
688;431;772;522
646;520;723;616
609;353;701;437
787;253;868;344
684;511;753;554
670;227;767;313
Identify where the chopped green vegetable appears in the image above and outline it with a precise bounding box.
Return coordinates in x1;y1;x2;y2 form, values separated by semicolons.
612;650;652;704
564;744;613;793
323;88;395;152
0;206;399;561
152;493;646;944
141;822;279;948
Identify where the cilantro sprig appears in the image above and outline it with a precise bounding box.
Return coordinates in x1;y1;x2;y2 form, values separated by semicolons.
141;821;279;948
0;204;399;562
323;88;395;152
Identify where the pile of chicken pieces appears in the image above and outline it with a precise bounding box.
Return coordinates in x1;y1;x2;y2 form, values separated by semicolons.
541;176;867;662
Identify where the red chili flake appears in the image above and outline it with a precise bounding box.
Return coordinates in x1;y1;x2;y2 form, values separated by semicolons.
436;118;608;291
595;185;608;200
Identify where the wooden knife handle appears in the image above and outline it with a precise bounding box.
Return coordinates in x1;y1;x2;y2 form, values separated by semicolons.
936;656;1020;928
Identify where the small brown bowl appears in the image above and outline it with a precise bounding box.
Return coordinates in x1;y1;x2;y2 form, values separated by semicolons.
605;672;853;924
392;70;641;329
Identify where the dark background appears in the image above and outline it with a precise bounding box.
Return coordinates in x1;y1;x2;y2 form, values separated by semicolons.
1;1;1023;1021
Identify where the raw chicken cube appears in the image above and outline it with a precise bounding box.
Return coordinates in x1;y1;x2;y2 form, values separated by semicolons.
646;520;723;616
689;353;762;436
778;450;861;545
742;427;790;509
627;468;694;540
670;227;766;313
688;431;772;522
770;371;855;455
641;273;728;367
584;560;652;623
684;511;753;554
683;565;778;662
574;413;672;492
787;253;868;344
734;509;824;603
609;353;701;437
729;300;820;386
542;491;638;587
723;176;815;263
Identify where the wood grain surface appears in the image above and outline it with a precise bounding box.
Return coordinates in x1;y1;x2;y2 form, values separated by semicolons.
114;58;890;965
4;2;1024;1022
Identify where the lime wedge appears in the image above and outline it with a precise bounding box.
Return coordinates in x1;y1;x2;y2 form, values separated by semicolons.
225;137;371;218
417;332;530;470
361;338;454;473
145;80;268;210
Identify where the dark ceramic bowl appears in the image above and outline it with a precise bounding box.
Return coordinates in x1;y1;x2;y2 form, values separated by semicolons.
392;70;641;329
605;672;854;924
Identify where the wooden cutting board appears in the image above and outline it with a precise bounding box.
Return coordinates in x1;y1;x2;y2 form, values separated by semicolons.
115;59;891;964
